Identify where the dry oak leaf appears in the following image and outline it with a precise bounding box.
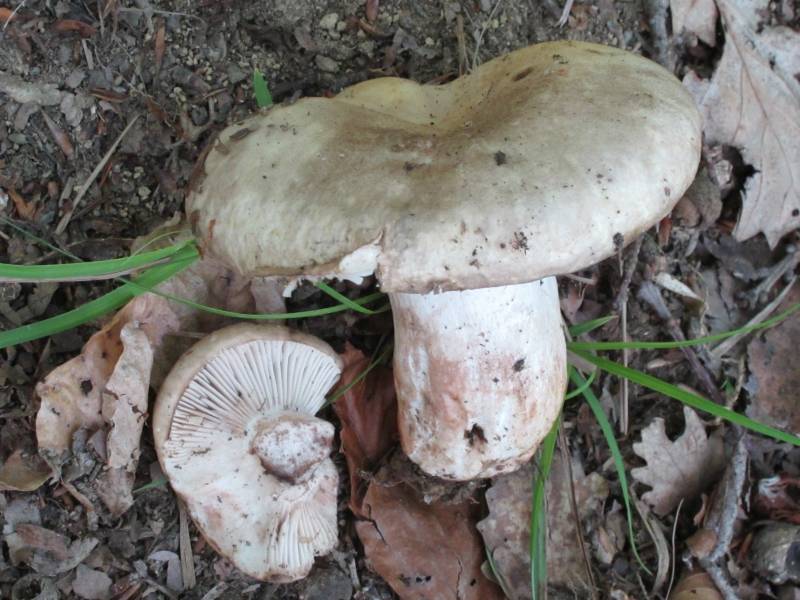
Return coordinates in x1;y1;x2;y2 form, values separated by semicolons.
746;285;800;434
632;406;725;516
670;0;717;46
35;294;178;515
356;472;502;600
477;453;608;599
333;344;398;517
683;0;800;247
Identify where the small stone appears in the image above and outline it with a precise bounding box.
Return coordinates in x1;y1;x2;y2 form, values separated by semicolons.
315;55;340;73
137;186;151;199
319;12;339;30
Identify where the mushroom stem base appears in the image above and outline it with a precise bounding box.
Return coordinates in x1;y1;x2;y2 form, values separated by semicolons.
390;278;567;480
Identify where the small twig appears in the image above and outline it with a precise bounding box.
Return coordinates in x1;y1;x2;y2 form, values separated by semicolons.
557;0;575;26
745;245;798;307
455;15;467;76
558;424;598;599
698;438;748;600
710;277;796;361
55;114;140;234
471;0;504;70
614;236;642;435
178;499;197;590
2;0;27;32
665;499;684;600
638;281;727;406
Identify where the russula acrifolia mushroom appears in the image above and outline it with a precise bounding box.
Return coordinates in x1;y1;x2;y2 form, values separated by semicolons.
186;41;702;480
153;324;342;582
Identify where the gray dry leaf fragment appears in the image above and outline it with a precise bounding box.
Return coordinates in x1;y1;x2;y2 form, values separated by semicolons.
632;406;725;516
477;453;608;598
670;0;717;46
94;325;153;515
35;294;178;515
749;523;800;585
72;564;113;600
683;0;800;247
0;71;64;106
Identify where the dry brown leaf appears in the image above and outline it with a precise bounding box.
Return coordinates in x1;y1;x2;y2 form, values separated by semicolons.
8;187;38;220
154;18;166;74
0;450;52;492
333;345;398;517
52;19;97;37
683;0;800;246
670;571;723;600
36;294;178;514
356;474;502;600
632;406;725;516
670;0;717;46
746;285;800;434
477;453;608;598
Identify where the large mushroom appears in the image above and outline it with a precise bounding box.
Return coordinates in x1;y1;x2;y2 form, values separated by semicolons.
186;41;702;480
153;324;342;582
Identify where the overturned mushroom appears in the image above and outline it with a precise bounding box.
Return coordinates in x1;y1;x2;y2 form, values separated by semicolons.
153;324;342;582
187;41;702;480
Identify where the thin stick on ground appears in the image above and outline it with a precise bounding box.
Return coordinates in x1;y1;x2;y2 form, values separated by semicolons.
557;423;597;599
638;280;727;406
614;235;643;435
55;114;141;234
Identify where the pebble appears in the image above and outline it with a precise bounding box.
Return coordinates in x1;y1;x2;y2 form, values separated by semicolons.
315;55;340;73
319;13;339;30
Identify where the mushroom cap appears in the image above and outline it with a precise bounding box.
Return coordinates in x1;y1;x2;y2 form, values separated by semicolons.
188;40;701;293
153;324;343;582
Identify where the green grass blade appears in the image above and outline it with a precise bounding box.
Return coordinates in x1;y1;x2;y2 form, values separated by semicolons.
253;69;273;108
0;242;192;282
315;281;389;315
530;418;558;600
568;301;800;351
564;368;597;400
136;287;387;321
569;366;650;575
568;315;616;338
573;351;800;446
0;245;199;349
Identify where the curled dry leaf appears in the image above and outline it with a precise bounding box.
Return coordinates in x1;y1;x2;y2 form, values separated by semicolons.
632;406;725;516
477;453;609;598
670;0;717;46
749;523;800;585
683;0;800;246
746;285;800;434
0;450;52;492
36;294;178;515
356;470;502;600
669;570;723;600
332;344;398;517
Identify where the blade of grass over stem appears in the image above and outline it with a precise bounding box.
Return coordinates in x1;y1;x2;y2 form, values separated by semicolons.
564;368;597;400
0;241;193;282
530;418;559;600
568;315;616;338
568;301;800;351
569;366;650;575
0;244;199;350
315;281;390;315
573;351;800;446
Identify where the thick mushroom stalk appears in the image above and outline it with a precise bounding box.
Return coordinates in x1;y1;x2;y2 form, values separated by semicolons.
153;325;343;582
390;278;566;480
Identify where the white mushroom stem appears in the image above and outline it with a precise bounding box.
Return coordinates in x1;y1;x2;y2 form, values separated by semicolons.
390;277;567;480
